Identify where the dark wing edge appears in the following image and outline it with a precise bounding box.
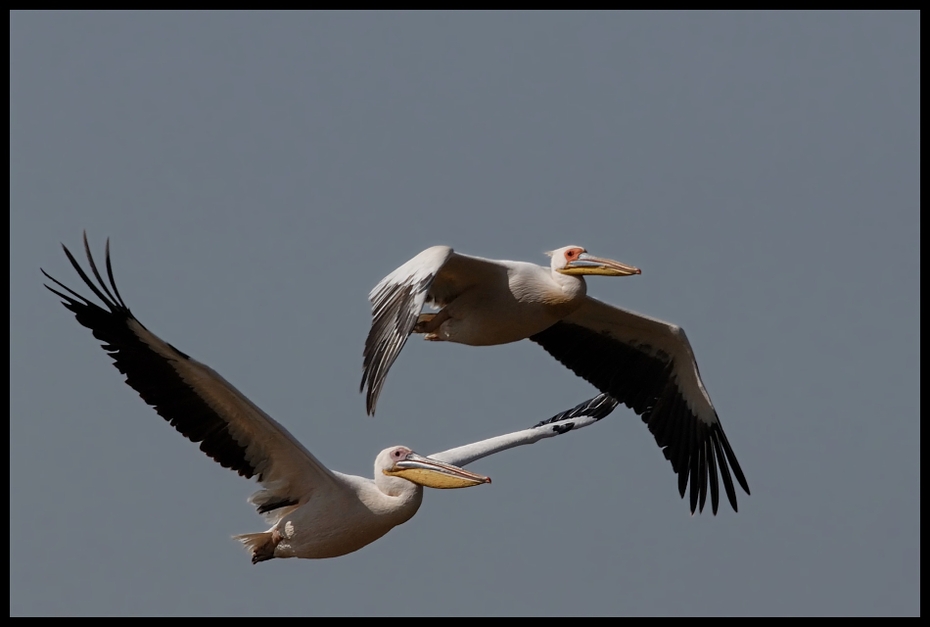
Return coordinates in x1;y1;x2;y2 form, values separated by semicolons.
428;393;621;467
529;321;750;515
360;246;453;415
532;393;620;429
41;232;258;481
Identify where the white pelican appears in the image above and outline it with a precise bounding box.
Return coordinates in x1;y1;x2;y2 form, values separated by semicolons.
361;245;750;515
41;234;620;563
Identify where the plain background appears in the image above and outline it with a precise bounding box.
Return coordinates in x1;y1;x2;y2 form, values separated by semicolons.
11;11;919;616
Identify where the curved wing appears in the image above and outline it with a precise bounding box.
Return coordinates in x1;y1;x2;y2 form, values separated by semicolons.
42;233;342;523
430;394;619;467
529;297;750;515
360;246;505;415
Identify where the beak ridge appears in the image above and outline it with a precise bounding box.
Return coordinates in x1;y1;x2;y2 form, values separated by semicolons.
386;453;491;489
562;253;641;276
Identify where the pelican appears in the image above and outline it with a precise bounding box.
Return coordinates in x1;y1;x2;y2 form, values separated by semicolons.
362;245;750;515
41;234;620;563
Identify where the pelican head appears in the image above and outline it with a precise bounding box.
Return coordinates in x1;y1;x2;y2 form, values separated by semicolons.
378;446;491;489
548;245;641;277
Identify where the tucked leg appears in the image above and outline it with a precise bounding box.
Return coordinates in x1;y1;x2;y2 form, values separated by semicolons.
413;309;451;334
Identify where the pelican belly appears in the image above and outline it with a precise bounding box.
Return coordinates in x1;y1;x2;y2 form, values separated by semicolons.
272;481;423;560
434;268;585;346
434;304;561;345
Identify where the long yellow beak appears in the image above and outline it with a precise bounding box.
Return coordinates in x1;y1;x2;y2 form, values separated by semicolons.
558;253;641;277
383;452;491;489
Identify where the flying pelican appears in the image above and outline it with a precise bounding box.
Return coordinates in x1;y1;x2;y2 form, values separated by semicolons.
41;234;620;563
361;245;750;515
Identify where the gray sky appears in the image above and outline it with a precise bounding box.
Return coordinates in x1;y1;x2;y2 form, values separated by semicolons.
10;11;919;617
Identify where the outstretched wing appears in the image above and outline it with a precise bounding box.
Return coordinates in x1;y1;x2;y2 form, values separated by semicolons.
530;296;750;515
360;246;504;415
430;394;620;467
43;233;343;523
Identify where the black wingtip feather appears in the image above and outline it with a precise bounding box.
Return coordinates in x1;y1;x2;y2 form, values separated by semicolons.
530;321;750;515
707;438;720;515
44;235;259;481
689;450;700;515
716;422;751;496
712;434;739;513
103;238;128;310
532;392;620;428
697;426;708;514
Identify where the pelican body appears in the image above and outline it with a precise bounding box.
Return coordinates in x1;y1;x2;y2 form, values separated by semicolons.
42;235;618;563
362;245;750;515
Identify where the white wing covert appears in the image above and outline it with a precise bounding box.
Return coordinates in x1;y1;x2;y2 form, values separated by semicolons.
430;394;619;467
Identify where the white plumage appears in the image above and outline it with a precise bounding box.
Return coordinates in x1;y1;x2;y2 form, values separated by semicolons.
362;245;750;515
42;234;619;563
